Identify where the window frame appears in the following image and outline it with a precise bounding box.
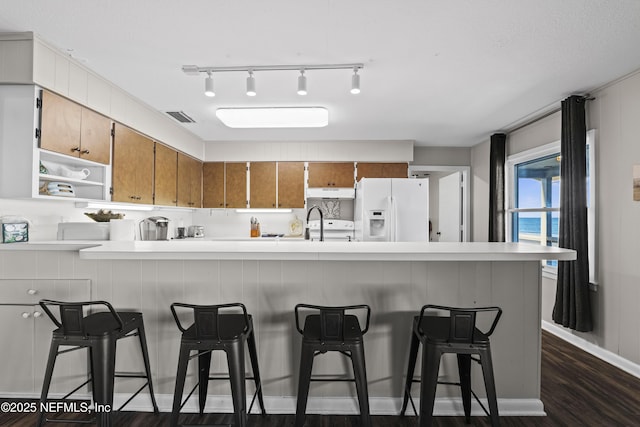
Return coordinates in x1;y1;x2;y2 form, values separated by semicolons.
506;130;597;284
506;141;561;276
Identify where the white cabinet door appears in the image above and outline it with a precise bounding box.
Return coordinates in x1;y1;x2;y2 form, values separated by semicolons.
0;305;36;393
0;279;91;395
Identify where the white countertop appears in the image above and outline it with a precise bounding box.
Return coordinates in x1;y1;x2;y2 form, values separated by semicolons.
0;241;101;251
54;240;579;261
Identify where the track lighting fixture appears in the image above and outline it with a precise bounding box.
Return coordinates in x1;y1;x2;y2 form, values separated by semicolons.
246;70;256;97
204;71;215;97
351;67;360;95
183;63;364;97
297;70;307;95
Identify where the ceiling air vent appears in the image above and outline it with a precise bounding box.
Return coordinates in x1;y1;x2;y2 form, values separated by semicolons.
166;111;196;123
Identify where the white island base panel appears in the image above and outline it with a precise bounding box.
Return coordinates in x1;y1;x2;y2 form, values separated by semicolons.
0;244;572;416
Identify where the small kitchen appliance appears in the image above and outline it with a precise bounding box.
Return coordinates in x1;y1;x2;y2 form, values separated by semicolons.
188;225;205;238
140;216;170;240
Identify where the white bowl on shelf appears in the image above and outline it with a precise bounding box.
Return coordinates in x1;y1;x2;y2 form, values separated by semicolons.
41;160;90;180
58;166;90;180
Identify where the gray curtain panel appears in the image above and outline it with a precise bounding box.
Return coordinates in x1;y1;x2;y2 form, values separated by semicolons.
489;133;506;242
552;95;593;332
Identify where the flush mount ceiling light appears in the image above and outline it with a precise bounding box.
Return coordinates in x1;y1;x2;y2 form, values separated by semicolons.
216;107;328;128
182;63;363;97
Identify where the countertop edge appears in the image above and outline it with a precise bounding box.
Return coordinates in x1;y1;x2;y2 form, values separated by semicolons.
0;241;577;262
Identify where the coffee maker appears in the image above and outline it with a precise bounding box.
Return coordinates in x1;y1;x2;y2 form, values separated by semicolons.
140;216;169;240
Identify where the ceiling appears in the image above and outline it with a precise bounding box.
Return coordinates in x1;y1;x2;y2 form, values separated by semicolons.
1;1;640;147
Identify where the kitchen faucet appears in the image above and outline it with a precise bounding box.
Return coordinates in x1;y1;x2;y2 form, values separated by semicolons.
305;205;324;241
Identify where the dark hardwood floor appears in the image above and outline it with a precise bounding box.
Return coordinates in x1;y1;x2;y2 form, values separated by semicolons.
2;330;639;426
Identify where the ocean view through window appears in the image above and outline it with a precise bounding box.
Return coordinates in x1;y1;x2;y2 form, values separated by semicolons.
507;130;596;280
511;152;561;268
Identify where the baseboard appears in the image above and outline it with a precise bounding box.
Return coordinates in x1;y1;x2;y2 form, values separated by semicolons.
542;320;640;379
1;393;545;417
109;393;545;416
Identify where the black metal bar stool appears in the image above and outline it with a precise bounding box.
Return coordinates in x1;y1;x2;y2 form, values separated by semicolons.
38;299;159;427
400;305;502;427
170;302;266;427
294;304;372;427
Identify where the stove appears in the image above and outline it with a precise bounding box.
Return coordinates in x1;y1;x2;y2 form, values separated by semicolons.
307;219;354;242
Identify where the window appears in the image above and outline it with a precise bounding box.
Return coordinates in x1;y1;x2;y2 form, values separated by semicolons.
507;130;596;281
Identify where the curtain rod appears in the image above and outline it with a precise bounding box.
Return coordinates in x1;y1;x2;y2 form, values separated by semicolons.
506;94;594;135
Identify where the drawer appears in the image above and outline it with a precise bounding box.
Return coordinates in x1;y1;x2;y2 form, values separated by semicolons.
0;279;90;304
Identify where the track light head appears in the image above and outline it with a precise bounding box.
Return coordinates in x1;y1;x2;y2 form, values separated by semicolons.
246;71;256;97
204;72;215;97
297;70;307;96
350;68;360;95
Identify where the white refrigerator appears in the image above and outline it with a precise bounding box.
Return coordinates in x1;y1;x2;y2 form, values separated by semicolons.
354;178;429;242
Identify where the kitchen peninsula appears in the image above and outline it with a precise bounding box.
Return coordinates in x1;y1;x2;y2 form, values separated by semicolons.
0;241;574;417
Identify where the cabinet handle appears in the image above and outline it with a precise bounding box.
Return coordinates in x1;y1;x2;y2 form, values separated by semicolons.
81;149;90;154
33;311;42;318
27;289;37;295
130;196;136;200
219;203;224;207
71;147;81;152
21;312;31;319
136;196;142;200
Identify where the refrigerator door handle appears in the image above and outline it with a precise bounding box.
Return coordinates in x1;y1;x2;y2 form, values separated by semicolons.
389;195;396;242
393;195;398;242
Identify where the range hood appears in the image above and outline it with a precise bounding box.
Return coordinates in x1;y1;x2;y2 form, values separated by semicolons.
306;187;355;199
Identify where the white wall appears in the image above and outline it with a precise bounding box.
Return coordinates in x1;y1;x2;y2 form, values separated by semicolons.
470;69;640;370
586;70;640;366
0;198;194;241
413;146;471;166
470;140;490;242
204;140;414;162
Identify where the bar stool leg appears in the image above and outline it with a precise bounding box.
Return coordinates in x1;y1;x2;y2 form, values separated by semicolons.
457;354;472;423
400;330;420;416
226;341;247;427
90;336;117;427
350;343;372;427
170;345;192;427
246;329;266;414
198;350;212;414
479;347;500;427
38;341;60;427
419;344;441;427
136;322;159;413
295;344;315;427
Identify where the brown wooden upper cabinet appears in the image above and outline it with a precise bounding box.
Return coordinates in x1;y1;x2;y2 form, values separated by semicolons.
154;143;177;206
40;90;111;164
177;153;202;208
278;162;305;208
307;162;355;188
111;123;154;204
249;162;276;208
356;162;408;181
203;162;225;208
249;162;305;208
225;162;247;208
